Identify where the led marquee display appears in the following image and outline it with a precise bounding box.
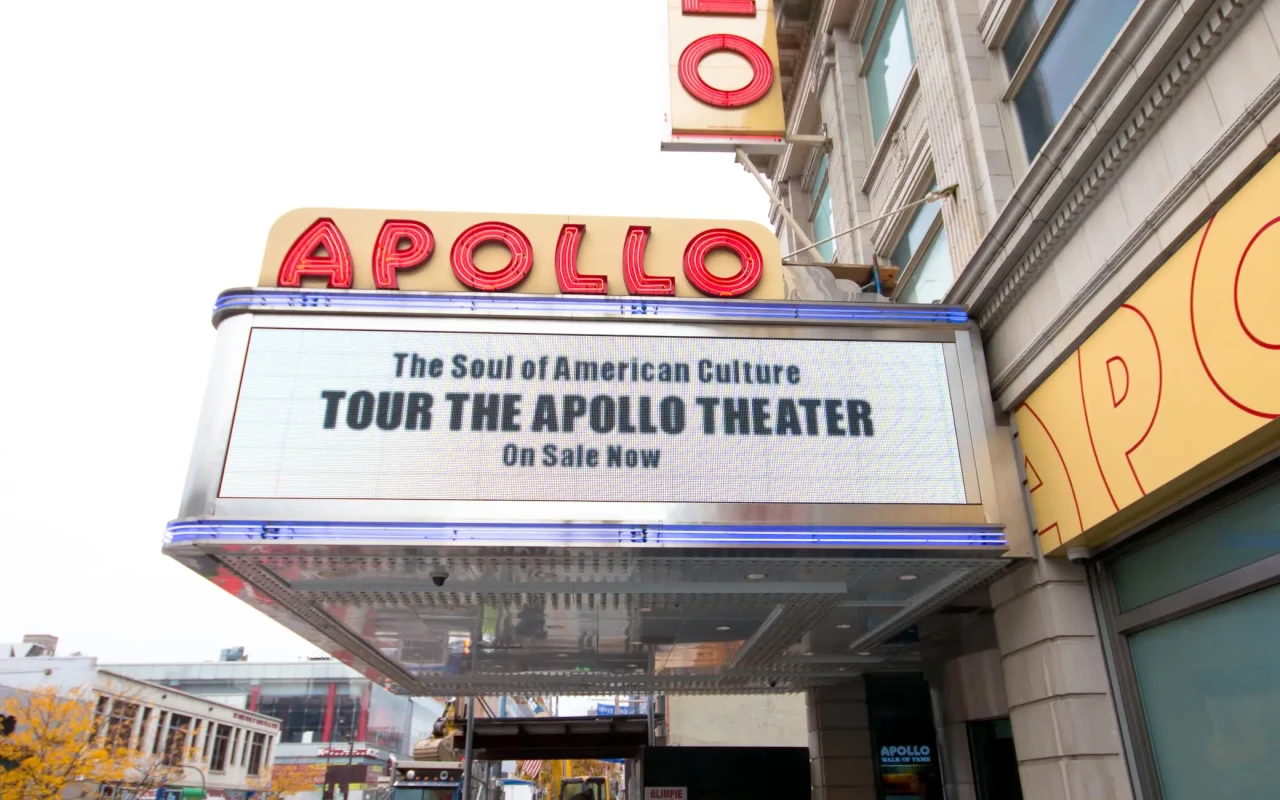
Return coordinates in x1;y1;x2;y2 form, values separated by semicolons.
218;327;967;504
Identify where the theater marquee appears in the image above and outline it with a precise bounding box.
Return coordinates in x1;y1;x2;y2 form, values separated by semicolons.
175;302;1020;547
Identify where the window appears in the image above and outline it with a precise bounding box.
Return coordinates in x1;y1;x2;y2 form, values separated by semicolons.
863;0;915;143
151;711;168;755
889;183;952;303
1099;472;1280;800
106;700;139;750
967;718;1023;800
1003;0;1138;160
809;155;837;262
210;724;232;772
137;707;152;753
163;714;191;766
203;720;215;759
230;728;241;767
247;732;266;776
258;692;329;743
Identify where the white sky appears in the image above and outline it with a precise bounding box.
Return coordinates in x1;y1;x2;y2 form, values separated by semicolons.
0;2;770;663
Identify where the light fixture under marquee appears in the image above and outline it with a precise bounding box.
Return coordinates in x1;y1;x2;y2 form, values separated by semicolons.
166;520;1008;549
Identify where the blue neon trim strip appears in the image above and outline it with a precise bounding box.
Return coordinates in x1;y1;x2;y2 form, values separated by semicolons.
165;519;1006;548
213;289;970;325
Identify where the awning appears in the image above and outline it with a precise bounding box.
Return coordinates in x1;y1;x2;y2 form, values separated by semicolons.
448;714;657;760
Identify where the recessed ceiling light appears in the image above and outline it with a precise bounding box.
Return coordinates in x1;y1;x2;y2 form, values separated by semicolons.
715;625;731;631
746;573;766;580
803;651;813;656
557;653;568;658
638;607;652;613
857;651;872;656
898;573;918;581
836;624;851;629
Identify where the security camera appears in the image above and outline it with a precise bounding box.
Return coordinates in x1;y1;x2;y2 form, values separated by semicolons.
429;564;449;587
1066;547;1090;564
767;678;778;689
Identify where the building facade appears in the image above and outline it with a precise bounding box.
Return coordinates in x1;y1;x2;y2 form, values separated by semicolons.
105;660;445;772
0;656;281;800
763;1;1280;799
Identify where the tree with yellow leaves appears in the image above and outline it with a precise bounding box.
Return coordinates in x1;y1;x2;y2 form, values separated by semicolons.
250;762;326;799
0;685;128;800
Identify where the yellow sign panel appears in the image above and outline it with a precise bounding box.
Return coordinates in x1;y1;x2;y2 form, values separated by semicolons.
664;0;786;151
259;208;785;300
1016;155;1280;554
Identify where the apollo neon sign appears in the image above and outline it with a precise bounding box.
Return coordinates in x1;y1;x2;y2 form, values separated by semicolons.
269;213;776;299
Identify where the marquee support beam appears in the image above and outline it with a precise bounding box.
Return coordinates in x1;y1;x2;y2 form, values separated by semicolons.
734;146;817;254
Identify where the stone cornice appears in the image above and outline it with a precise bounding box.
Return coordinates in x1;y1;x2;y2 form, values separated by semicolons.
991;71;1280;402
945;0;1242;314
973;0;1258;331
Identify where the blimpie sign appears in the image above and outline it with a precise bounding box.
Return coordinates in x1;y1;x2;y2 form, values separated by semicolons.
260;208;785;300
664;0;785;151
218;327;966;505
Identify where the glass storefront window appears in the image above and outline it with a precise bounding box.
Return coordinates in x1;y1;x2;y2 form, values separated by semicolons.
1127;583;1280;799
1112;479;1280;612
1104;472;1280;800
1005;0;1137;160
863;0;915;143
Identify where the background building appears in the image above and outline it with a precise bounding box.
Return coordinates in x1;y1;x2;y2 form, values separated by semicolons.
105;658;446;772
0;655;280;800
760;1;1280;799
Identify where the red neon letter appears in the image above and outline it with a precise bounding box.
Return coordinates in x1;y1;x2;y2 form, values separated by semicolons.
277;218;353;288
555;224;607;294
682;0;756;13
372;220;434;289
622;226;675;296
450;222;534;292
678;34;774;108
683;229;764;297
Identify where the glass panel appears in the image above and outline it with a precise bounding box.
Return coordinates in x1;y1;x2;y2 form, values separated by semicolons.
865;0;915;143
967;717;1024;800
1112;479;1280;612
1001;0;1056;73
812;183;836;262
898;227;952;304
809;155;829;205
1128;583;1280;799
889;183;940;269
861;0;890;50
1014;0;1138;159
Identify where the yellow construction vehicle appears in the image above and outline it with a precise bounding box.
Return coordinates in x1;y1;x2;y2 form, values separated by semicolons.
537;759;618;800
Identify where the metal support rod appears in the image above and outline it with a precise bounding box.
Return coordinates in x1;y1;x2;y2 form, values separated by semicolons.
782;184;958;260
647;694;656;747
461;696;477;800
734;147;816;252
784;134;830;145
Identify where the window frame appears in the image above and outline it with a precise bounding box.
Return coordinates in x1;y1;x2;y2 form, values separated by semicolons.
998;0;1075;103
805;151;838;264
859;0;917;147
882;170;949;302
209;723;232;773
890;210;946;303
1091;462;1280;800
